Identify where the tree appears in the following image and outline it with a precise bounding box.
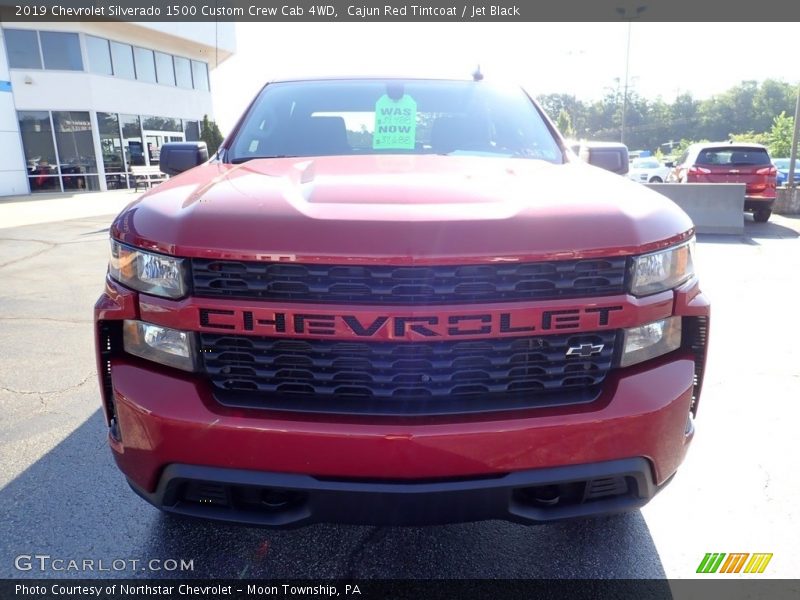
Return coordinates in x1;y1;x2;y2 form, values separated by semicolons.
699;81;759;141
767;112;794;158
753;80;796;133
729;131;769;145
556;109;576;139
200;115;224;157
536;80;793;155
669;138;709;158
669;93;701;142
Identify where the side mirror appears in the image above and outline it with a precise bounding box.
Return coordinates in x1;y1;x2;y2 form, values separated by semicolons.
580;145;629;175
664;161;675;168
159;142;209;175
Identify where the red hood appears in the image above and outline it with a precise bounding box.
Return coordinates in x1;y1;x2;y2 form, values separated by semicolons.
112;155;693;263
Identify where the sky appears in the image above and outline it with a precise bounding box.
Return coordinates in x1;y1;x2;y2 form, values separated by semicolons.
210;22;800;134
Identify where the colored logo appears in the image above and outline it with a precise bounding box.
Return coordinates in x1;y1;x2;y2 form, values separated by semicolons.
696;553;773;574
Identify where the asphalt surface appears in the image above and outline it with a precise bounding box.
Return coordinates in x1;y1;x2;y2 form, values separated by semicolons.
1;207;799;581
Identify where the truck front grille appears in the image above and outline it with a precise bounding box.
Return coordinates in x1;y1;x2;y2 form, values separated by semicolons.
199;331;618;416
190;258;628;305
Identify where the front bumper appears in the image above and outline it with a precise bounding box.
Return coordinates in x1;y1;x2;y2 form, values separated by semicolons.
96;277;709;527
103;350;696;526
130;458;663;527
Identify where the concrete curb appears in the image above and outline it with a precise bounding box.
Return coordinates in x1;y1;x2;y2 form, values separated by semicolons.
775;187;800;215
0;190;143;230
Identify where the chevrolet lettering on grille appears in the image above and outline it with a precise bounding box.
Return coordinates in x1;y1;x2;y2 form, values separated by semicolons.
197;305;625;341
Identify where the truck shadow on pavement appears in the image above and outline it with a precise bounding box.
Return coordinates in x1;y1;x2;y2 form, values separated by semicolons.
148;509;670;581
2;410;669;585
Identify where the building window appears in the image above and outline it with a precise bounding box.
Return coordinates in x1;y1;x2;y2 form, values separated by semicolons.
191;60;209;91
142;116;182;132
40;32;83;71
18;111;59;192
133;47;156;83
97;112;127;189
86;35;112;75
52;111;100;191
120;114;145;168
154;52;175;86
174;56;193;89
142;116;183;165
183;120;200;142
110;41;135;79
4;29;42;69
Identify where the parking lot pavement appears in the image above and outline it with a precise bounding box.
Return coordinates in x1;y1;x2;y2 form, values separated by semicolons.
1;212;799;580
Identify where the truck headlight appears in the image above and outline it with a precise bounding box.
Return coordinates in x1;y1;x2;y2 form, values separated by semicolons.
630;239;694;296
619;317;682;368
109;240;187;299
122;320;198;372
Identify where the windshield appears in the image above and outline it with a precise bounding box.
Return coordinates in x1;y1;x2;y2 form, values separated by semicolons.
773;158;790;169
227;79;563;163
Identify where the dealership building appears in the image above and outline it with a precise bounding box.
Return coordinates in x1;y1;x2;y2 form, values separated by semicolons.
0;22;235;196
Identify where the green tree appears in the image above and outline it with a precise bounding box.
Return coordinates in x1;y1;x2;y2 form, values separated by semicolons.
538;80;793;156
729;131;769;145
669;93;701;142
556;109;576;139
698;81;759;141
537;93;588;137
200;115;224;157
767;112;794;158
670;138;710;158
753;80;796;130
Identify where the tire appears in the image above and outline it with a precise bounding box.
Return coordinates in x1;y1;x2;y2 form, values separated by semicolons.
649;176;663;183
753;208;772;223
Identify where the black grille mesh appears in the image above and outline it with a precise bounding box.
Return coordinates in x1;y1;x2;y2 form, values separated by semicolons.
200;331;618;415
191;258;628;304
98;321;122;439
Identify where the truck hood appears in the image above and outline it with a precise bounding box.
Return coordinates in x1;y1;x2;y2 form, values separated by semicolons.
113;155;693;263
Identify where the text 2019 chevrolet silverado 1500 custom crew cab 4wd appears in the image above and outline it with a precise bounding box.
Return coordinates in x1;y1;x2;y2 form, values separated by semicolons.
95;78;710;527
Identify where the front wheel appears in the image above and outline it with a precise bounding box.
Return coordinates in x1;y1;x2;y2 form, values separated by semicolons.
753;208;772;223
649;176;663;183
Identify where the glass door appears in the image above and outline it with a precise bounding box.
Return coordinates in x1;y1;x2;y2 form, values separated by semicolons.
141;116;184;167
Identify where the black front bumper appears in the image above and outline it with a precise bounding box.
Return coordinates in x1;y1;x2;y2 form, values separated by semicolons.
130;458;665;528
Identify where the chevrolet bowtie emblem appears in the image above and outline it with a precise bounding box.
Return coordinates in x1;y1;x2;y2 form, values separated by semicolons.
566;343;604;358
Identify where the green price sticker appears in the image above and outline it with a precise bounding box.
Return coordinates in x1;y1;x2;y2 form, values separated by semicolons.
373;94;417;150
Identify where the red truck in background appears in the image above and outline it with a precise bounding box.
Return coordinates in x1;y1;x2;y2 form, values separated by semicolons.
95;77;709;527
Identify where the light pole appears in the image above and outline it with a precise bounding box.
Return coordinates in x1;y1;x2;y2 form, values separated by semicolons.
621;21;632;145
616;5;647;145
788;82;800;191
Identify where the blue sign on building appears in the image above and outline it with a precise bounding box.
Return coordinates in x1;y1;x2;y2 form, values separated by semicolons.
0;81;11;92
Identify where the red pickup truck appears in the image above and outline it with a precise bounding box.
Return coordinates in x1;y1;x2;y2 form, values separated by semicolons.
94;77;709;526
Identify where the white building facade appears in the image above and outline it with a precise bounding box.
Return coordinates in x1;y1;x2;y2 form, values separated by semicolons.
0;21;235;196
